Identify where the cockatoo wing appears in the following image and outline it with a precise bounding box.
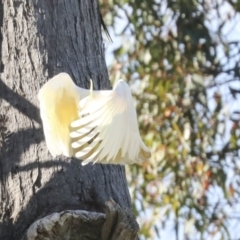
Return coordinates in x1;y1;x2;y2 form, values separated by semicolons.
38;73;89;157
70;80;151;165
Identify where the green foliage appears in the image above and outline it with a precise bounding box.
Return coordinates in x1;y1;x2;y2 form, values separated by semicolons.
100;0;240;239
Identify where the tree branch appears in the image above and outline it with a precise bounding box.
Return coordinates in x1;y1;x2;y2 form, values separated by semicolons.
26;199;139;240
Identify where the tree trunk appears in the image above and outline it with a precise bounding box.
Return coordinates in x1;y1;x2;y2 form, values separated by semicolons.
0;1;138;239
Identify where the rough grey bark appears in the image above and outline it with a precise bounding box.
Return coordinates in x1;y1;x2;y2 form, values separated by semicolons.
27;200;139;240
0;0;138;239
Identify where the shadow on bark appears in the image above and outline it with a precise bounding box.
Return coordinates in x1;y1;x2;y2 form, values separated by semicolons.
0;157;135;239
0;80;41;123
0;1;3;72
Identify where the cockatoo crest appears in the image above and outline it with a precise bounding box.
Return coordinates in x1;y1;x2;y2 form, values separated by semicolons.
38;73;151;165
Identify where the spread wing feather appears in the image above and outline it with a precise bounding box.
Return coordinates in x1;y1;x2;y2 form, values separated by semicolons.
71;80;151;164
38;73;89;157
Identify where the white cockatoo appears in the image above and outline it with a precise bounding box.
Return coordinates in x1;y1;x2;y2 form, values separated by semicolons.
38;73;151;165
